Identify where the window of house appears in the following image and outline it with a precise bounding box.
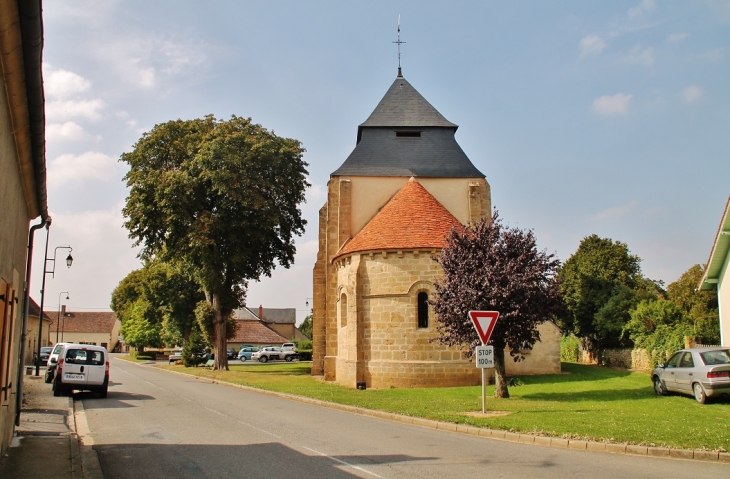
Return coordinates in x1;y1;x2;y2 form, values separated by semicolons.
417;292;428;329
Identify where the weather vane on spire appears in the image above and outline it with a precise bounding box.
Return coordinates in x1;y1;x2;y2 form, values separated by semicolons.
393;14;405;77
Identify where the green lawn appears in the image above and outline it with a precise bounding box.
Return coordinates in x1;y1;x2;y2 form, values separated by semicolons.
160;361;730;451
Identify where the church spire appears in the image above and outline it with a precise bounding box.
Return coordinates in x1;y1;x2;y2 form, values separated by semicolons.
393;15;405;78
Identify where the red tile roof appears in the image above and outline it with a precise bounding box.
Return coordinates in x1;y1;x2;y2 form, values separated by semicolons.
47;311;117;334
230;319;289;344
335;178;465;259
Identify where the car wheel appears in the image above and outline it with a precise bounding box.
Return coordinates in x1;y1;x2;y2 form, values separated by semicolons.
259;356;268;363
693;383;707;404
44;369;54;384
99;382;108;399
285;356;293;362
653;376;666;396
240;356;247;362
52;378;62;397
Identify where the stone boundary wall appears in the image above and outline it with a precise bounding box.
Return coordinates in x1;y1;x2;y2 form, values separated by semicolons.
578;348;652;371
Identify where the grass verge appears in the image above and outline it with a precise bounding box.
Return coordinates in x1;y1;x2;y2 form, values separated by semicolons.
161;361;730;451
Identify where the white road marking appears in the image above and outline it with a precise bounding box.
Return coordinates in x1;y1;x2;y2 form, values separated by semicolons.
303;446;384;478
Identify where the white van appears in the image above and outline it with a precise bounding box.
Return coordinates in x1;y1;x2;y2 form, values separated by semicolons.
52;344;109;398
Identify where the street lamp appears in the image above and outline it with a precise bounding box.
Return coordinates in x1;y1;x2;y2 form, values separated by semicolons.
56;292;69;344
35;226;73;375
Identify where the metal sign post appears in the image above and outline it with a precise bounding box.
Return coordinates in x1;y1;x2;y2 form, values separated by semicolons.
469;311;499;414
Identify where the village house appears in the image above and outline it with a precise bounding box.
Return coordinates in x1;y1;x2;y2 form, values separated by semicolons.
24;298;51;364
0;0;47;455
229;305;307;350
312;69;561;389
48;311;121;352
699;196;730;346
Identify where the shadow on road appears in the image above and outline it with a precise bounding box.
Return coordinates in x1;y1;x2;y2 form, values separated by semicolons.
93;442;437;478
75;390;156;409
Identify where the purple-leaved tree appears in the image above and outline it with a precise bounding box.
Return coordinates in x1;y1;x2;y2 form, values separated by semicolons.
432;212;563;398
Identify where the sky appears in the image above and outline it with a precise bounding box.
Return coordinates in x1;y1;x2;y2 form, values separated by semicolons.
31;0;730;325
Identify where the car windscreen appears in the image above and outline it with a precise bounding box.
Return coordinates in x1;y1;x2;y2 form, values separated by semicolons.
41;347;53;353
700;350;730;366
52;344;64;354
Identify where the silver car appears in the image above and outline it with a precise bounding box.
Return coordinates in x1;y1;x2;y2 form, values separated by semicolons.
651;348;730;403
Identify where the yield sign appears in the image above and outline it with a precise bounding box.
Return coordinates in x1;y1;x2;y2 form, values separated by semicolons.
469;311;499;345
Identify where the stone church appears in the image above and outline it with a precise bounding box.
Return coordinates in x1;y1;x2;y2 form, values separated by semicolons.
311;70;560;389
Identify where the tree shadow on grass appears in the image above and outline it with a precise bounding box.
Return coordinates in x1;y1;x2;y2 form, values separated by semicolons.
519;386;654;403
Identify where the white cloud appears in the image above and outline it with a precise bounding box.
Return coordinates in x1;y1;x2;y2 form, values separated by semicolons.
93;34;207;90
579;35;606;58
46;121;87;141
628;0;657;19
592;93;632;115
43;66;91;99
591;201;638;221
37;204;143;311
623;45;655;66
46;99;105;122
683;85;703;104
667;32;688;43
48;151;117;187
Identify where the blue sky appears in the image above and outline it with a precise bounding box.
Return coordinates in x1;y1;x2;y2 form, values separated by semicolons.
33;1;729;324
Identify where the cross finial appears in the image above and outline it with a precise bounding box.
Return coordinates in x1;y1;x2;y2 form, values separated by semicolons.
392;15;405;77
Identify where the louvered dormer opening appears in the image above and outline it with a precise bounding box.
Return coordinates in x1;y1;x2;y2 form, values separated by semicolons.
395;131;421;138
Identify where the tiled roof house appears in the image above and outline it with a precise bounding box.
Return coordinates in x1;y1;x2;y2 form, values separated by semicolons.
47;311;121;352
312;70;561;389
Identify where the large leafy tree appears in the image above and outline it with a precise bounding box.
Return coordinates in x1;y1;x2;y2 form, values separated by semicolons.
121;115;308;370
432;213;563;398
111;259;204;349
558;235;645;353
666;264;720;344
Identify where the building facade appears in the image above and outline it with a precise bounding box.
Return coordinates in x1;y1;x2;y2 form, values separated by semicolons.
699;196;730;346
312;71;559;389
0;0;47;455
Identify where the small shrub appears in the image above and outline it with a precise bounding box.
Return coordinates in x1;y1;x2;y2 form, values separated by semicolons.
297;350;312;361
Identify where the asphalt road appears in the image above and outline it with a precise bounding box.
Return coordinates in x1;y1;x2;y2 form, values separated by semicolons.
76;357;729;479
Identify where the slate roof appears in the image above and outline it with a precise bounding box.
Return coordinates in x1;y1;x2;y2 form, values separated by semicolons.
47;311;117;334
331;74;484;178
229;319;290;344
335;179;465;259
359;75;457;131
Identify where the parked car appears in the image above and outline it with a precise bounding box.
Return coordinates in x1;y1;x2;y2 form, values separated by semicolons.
168;350;183;363
52;344;110;398
237;346;259;361
652;347;730;403
45;342;71;383
36;346;53;366
227;348;237;359
251;346;298;363
281;342;297;352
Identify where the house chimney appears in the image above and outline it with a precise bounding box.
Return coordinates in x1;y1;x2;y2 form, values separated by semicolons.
258;305;263;320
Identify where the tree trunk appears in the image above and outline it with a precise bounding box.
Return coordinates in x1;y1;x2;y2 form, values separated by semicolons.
137;345;145;354
212;292;229;371
493;344;510;398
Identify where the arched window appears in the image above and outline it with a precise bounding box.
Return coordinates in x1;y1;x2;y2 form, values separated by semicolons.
340;293;348;328
417;292;428;329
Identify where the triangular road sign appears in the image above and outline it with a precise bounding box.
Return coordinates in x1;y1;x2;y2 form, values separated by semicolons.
469;311;499;345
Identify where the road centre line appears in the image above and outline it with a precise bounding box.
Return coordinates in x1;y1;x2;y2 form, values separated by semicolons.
303;446;384;478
